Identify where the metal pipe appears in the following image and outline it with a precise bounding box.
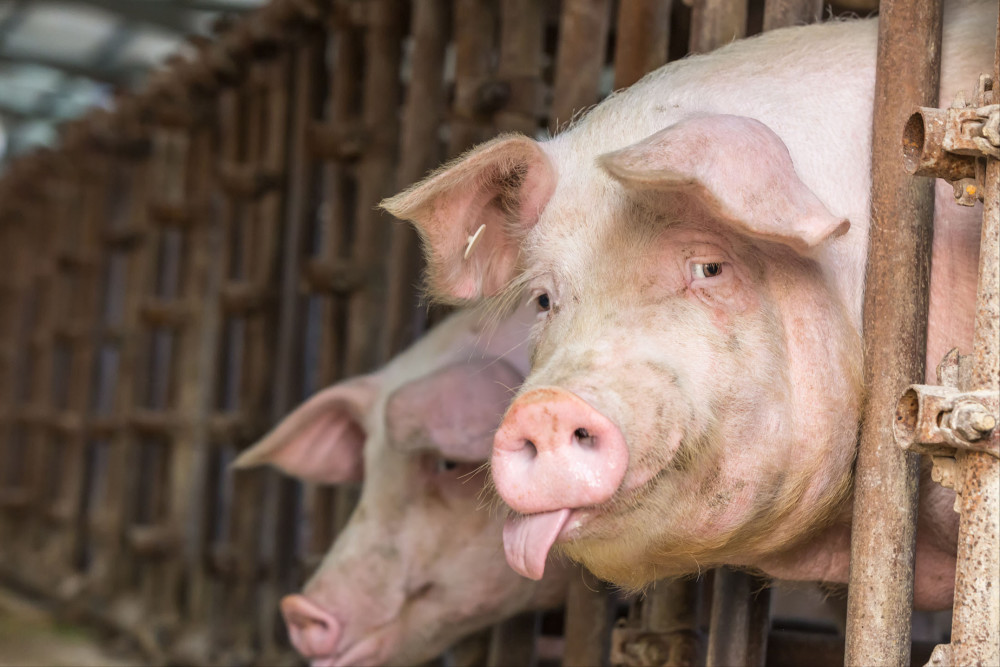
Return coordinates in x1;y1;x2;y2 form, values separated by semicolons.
762;0;822;32
689;0;746;54
844;0;943;664
705;569;770;667
949;32;1000;665
563;567;616;667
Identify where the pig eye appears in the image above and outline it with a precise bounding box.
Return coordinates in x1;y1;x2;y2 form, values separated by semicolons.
536;293;551;311
436;458;460;473
692;262;723;280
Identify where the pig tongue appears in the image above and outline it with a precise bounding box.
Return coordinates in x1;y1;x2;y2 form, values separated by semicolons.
503;509;572;580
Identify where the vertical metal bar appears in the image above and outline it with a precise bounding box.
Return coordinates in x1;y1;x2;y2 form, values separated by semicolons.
301;0;362;575
450;0;499;155
259;23;325;663
343;0;402;378
382;0;449;358
612;0;671;90
86;116;152;605
48;138;108;585
645;578;701;666
705;570;770;667
948;32;1000;666
844;0;943;664
689;0;747;54
550;0;613;133
563;567;616;667
762;0;822;32
495;0;544;135
488;612;540;667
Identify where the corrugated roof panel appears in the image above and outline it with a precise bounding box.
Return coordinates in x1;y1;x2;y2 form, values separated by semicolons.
116;28;184;68
4;4;119;63
49;77;109;119
0;64;65;113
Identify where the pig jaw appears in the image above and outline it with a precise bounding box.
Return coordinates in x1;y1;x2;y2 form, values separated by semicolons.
295;452;565;666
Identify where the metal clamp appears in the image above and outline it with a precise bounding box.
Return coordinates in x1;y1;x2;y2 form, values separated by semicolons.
903;74;998;206
894;384;998;457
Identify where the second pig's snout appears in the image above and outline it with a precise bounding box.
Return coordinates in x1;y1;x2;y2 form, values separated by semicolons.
492;387;629;515
281;594;342;660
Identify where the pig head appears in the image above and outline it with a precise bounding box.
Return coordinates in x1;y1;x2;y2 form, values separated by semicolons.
234;306;568;666
387;113;862;590
383;4;994;609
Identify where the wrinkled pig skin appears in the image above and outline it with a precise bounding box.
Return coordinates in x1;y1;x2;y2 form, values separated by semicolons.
383;1;996;611
234;304;569;667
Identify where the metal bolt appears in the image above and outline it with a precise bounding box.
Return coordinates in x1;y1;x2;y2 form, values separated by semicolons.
950;402;997;441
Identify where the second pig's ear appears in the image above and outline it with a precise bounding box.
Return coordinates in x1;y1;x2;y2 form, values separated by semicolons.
385;358;523;461
231;374;380;484
381;134;556;303
599;114;850;253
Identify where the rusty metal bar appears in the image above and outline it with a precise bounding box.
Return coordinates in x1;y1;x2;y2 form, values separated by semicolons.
844;0;944;664
762;0;822;32
689;0;747;54
218;42;293;662
39;138;110;591
612;0;671;90
563;567;616;667
298;0;364;576
487;612;540;667
450;0;499;154
946;37;1000;666
82;112;154;607
495;0;545;136
550;0;613;133
705;569;770;667
381;0;449;358
256;21;326;664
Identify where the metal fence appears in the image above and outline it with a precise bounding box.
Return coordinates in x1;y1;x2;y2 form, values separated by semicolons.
0;0;996;665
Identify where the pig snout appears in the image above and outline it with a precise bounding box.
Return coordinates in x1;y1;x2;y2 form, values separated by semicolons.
281;594;342;660
492;387;628;514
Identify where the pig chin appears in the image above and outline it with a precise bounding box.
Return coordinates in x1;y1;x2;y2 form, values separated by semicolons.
555;400;858;591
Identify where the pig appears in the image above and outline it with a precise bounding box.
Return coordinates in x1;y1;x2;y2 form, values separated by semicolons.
382;1;996;611
233;304;569;666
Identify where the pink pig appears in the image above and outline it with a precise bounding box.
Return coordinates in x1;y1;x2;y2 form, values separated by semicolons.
234;304;568;666
383;1;996;610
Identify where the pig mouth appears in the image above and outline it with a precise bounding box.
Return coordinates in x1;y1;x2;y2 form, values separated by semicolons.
319;627;392;667
502;465;673;580
314;583;439;667
503;508;575;580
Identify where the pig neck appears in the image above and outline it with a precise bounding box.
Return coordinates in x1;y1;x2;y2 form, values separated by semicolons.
925;179;982;376
755;185;980;609
753;510;957;610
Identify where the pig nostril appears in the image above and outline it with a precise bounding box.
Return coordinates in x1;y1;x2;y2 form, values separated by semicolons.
524;439;537;457
574;427;595;447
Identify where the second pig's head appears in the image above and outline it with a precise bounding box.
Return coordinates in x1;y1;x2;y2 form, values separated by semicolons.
234;307;567;666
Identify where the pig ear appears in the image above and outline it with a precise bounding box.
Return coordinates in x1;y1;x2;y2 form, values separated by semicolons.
231;374;380;484
380;134;556;302
385;358;523;461
599;115;850;253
